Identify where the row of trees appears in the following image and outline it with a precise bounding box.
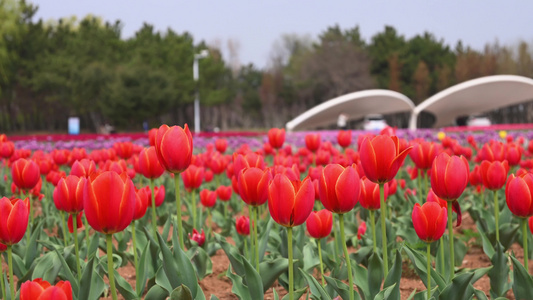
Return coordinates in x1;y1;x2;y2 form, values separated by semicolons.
1;0;533;132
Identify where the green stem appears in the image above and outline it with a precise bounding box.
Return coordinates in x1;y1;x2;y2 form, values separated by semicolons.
427;242;431;300
423;171;429;197
339;214;354;300
417;171;422;198
379;184;389;278
207;209;212;237
440;238;445;277
0;251;5;300
317;239;325;287
191;190;197;229
72;213;81;281
60;211;68;247
494;190;499;243
84;214;90;258
287;227;294;300
27;193;33;246
333;215;341;262
174;175;185;250
254;206;260;270
447;201;455;281
7;246;14;300
150;178;157;237
244;238;249;260
523;218;529;272
249;206;255;267
370;210;377;253
481;191;485;208
106;234;118;300
132;221;138;289
224;202;228;218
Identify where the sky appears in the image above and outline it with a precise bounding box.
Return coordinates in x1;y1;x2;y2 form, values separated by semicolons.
30;1;533;69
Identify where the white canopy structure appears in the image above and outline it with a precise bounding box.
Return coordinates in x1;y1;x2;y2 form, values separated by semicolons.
409;75;533;129
285;89;415;131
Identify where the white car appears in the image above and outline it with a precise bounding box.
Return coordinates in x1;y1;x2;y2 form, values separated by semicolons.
363;114;388;131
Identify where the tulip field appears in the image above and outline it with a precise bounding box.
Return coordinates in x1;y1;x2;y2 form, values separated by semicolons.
1;125;533;300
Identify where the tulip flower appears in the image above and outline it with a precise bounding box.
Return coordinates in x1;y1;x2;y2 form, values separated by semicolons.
412;202;447;299
70;159;97;178
359;135;412;277
305;133;321;152
189;228;205;246
138;146;165;235
0;141;14;159
480;160;509;242
154;124;193;249
410;141;440;195
0;197;29;299
52;149;70;166
20;279;72;300
113;141;134;159
53;175;87;278
181;165;205;229
306;209;333;286
236;216;250;236
357;221;367;240
360;177;388;252
430;152;469;281
268;128;286;149
215;138;228;153
268;174;314;300
84;171;135;300
318;164;361;214
12;158;40;191
337;130;352;149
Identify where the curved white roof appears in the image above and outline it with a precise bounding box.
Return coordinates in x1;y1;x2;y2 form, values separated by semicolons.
410;75;533;129
286;89;415;131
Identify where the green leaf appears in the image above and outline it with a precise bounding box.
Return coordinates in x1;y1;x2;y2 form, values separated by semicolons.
53;249;79;296
24;221;43;269
242;254;264;300
281;287;307;300
403;244;446;292
510;254;533;300
170;285;193;300
145;285;170;300
324;275;361;300
113;269;138;300
226;267;252;300
258;218;273;262
438;272;475;300
473;289;489;300
78;256;105;300
209;296;220;300
32;251;61;283
478;230;495;258
383;250;402;300
368;252;384;300
373;283;396;300
214;233;245;276
136;242;150;296
299;268;331;300
156;231;198;297
302;242;319;273
259;258;288;293
353;263;369;300
187;246;213;280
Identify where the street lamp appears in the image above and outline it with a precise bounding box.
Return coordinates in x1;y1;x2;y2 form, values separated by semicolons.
193;49;209;134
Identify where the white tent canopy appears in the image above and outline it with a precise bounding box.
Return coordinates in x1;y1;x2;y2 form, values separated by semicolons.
285;89;415;131
409;75;533;129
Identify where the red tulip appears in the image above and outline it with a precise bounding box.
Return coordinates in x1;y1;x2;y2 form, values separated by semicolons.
412;202;447;243
319;164;361;214
70;159;97;178
46;170;66;186
189;228;205;246
113;142;134;159
52;149;70;166
478;141;506;162
359;177;388;211
36;157;54;175
21;279;72;300
306;209;333;239
359;135;412;184
181;165;205;191
480;160;509;191
430;152;470;201
216;185;232;201
154;124;193;174
529;216;533;234
53;175;86;214
138;146;165;179
11;158;40;190
83;171;136;234
315;150;331;166
148;128;158;146
208;152;228;175
0;141;14;159
268;128;286;149
215;138;228;153
200;189;217;208
357;221;367;240
133;190;149;220
233;153;265;177
337;130;352;148
268;175;314;227
238;167;272;207
69;148;88;166
67;212;83;233
427;188;462;226
305;133;321;152
0;197;30;245
506;143;522;166
409;141;440;170
505;173;533;218
469;165;483;187
236;216;250;236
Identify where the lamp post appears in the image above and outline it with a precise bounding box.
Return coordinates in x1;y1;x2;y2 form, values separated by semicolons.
193;49;209;134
